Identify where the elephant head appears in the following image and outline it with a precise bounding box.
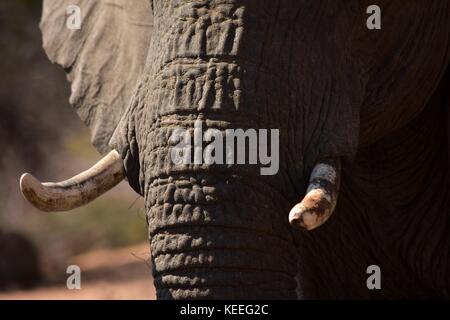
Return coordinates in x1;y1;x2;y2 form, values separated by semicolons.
20;0;450;299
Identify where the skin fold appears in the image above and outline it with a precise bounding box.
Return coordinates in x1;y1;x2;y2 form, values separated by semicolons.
38;0;450;299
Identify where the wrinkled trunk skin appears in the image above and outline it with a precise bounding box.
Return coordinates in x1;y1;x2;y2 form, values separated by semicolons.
112;0;359;299
146;173;298;299
128;0;305;299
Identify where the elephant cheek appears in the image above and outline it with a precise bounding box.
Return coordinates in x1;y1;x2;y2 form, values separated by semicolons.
145;174;298;299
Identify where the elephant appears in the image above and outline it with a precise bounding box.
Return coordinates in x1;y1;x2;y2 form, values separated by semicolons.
19;0;450;299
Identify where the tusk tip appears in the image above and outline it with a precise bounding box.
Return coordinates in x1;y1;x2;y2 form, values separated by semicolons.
289;203;328;231
20;173;39;195
19;173;51;212
289;204;309;231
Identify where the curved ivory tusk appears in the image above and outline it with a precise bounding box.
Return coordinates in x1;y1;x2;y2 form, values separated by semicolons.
289;158;341;231
20;150;125;212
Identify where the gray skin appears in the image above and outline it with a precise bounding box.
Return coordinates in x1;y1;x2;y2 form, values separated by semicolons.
40;0;450;299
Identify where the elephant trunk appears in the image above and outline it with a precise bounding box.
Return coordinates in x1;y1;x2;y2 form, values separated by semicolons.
145;173;298;299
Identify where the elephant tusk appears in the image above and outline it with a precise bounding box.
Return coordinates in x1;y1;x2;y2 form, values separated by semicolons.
19;150;125;212
289;158;341;231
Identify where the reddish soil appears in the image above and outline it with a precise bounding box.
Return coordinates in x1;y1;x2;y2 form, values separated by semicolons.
0;243;156;300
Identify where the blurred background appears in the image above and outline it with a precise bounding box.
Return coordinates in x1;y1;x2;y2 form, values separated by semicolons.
0;0;155;299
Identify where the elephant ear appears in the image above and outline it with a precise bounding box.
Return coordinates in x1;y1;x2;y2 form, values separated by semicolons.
40;0;153;154
355;0;450;145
